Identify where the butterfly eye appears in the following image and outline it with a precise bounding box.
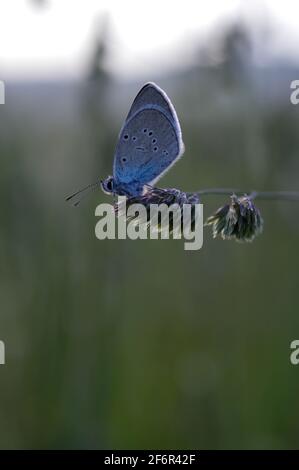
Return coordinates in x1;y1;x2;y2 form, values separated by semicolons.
123;134;129;140
106;179;113;191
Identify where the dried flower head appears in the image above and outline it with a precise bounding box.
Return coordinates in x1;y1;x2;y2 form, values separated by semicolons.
205;194;263;242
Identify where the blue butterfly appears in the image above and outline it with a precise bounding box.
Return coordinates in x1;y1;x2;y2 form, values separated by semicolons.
66;83;185;205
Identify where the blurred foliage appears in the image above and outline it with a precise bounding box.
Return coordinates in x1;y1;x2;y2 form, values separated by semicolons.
0;21;299;450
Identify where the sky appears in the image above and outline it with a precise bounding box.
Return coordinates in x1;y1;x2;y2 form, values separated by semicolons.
1;0;299;80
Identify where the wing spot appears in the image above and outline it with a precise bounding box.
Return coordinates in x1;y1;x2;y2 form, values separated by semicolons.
143;128;147;133
163;150;169;155
122;157;127;162
132;136;137;141
152;138;157;144
148;131;153;136
123;134;129;140
153;146;158;152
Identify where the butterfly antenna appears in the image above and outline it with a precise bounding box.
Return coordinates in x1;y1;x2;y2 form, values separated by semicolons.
65;181;100;206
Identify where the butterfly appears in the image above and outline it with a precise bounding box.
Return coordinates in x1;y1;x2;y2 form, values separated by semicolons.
66;82;185;205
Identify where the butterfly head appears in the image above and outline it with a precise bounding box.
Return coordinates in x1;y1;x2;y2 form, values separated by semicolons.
101;175;115;195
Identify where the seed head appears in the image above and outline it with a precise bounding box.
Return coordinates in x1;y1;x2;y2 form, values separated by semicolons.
205;194;263;242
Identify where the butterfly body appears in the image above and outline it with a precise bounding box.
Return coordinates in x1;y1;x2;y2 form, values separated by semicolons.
101;82;185;198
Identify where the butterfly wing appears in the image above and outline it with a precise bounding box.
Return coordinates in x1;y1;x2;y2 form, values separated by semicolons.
113;83;184;190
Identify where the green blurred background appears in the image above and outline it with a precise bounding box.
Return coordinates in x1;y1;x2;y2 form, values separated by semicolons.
0;0;299;449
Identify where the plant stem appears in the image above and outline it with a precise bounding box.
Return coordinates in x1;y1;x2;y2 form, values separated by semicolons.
196;189;299;202
250;191;299;201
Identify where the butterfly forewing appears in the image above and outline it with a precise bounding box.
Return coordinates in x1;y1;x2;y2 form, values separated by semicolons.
113;83;184;190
